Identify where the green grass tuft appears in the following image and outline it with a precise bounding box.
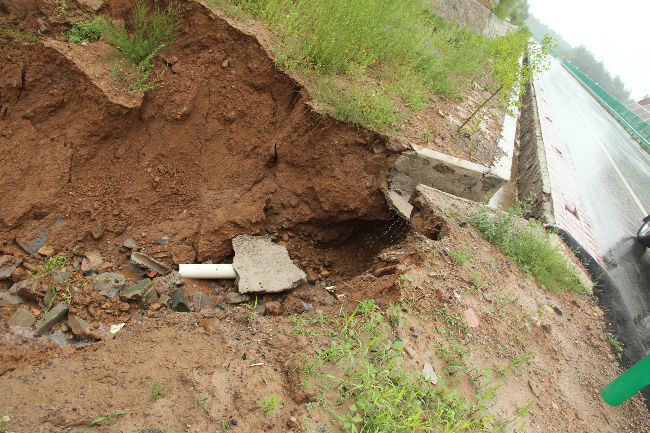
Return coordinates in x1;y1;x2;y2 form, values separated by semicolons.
471;200;583;292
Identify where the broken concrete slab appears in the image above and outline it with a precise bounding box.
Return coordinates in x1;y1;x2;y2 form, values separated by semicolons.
34;302;68;336
95;272;127;297
193;292;213;312
8;308;35;327
383;189;414;221
232;235;306;294
119;278;158;308
390;145;507;203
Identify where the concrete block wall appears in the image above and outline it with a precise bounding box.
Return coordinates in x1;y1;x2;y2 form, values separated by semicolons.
431;0;517;38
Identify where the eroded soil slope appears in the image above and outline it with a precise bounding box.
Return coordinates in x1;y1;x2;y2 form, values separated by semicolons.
1;0;400;277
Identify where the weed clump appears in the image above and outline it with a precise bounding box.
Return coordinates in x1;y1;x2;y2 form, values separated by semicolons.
102;1;183;66
298;300;526;432
68;16;105;43
470;199;583;292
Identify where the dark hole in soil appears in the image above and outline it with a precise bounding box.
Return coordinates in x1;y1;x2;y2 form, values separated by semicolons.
284;213;411;280
410;212;448;242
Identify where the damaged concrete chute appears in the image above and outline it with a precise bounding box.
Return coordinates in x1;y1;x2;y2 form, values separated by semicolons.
178;264;237;279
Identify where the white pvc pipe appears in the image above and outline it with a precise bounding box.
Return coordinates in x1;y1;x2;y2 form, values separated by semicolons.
178;264;237;279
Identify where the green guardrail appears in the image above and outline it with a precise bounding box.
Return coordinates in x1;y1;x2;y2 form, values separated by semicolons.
561;60;650;150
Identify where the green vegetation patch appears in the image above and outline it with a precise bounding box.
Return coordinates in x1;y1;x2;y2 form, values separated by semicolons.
212;0;533;132
299;300;526;432
470;200;583;292
68;16;105;43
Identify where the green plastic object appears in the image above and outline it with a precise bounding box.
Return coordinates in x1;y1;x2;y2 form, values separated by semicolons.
601;354;650;406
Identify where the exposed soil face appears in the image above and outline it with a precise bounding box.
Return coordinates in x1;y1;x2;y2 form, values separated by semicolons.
1;0;397;279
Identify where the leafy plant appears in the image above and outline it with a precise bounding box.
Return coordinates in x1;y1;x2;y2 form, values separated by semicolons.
423;120;430;144
396;273;413;289
89;410;126;427
218;418;230;430
605;334;623;360
45;285;72;313
43;255;66;275
241;297;259;324
68;17;105;43
150;380;168;401
259;394;281;417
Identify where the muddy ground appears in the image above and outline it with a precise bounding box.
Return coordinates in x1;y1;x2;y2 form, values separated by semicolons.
0;0;649;432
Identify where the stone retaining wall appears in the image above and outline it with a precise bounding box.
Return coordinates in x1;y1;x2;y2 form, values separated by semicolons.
516;80;554;223
431;0;516;38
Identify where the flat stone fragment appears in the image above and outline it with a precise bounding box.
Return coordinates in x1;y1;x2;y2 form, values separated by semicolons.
464;308;480;328
225;292;249;304
95;272;127;297
119;278;158;308
34;302;68;336
0;263;18;280
8;308;35;327
193;292;213;312
170;288;191;312
423;363;438;384
68;314;91;336
232;235;306;294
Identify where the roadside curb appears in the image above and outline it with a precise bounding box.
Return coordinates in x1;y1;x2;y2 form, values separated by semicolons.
550;226;650;411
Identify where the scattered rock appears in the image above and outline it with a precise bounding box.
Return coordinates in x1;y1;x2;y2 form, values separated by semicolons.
153;270;184;295
95;272;127;297
81;251;103;272
34;302;69;336
553;306;564;316
265;300;282;316
0;262;18;280
463;308;479;328
83;322;110;340
222;58;230;68
43;286;56;308
232;235;307;294
305;268;319;284
91;223;104;240
119;279;158;308
97;262;113;274
50;330;70;348
10;266;27;283
37;245;54;257
124;238;138;250
0;255;13;267
8;308;35;327
0;291;25;304
10;278;40;302
320;269;330;278
171;288;191;312
193;292;213;312
52;269;69;283
68;314;90;336
422;363;438;384
225;292;250;304
77;0;104;12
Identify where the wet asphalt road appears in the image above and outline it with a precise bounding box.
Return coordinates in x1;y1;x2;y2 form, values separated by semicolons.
540;59;650;358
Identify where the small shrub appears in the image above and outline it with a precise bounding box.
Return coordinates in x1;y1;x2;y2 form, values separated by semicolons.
259;394;281;417
68;16;105;43
150;380;168;401
102;1;184;67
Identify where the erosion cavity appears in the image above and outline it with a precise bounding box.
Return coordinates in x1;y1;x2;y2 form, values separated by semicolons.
0;1;408;281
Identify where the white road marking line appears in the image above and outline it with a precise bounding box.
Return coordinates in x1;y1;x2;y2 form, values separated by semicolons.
568;99;648;217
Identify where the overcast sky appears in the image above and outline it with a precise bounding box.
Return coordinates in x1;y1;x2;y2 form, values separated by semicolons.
528;0;650;100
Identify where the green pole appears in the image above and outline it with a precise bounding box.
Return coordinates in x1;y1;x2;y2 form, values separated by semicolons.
601;354;650;406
